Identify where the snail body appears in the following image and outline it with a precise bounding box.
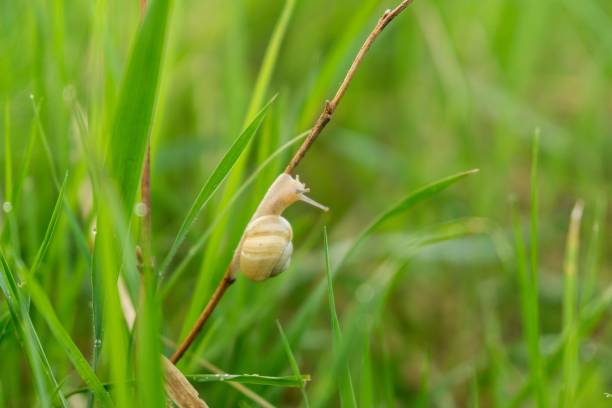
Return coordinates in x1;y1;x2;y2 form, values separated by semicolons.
237;174;328;282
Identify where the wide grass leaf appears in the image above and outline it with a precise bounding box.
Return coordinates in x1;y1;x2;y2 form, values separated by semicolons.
107;0;172;218
91;0;173;405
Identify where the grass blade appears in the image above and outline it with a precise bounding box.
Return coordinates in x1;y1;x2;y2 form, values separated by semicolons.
323;227;357;407
245;0;296;123
529;130;548;407
582;197;606;304
511;132;547;407
3;101;12;203
30;173;67;276
91;0;173;404
107;0;172;218
186;374;310;388
561;201;584;406
0;253;51;407
283;170;479;356
331;169;479;281
159;98;276;278
298;0;379;128
24;277;114;407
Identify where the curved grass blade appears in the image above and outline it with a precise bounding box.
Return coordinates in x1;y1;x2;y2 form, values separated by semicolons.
283;169;479;359
24;277;114;407
186;374;310;388
159;98;276;279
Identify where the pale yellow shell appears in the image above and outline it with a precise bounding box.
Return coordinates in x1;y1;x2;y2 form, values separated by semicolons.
240;215;293;282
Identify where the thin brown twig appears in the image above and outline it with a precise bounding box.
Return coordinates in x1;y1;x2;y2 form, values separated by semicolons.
284;0;415;174
170;0;416;364
170;271;235;364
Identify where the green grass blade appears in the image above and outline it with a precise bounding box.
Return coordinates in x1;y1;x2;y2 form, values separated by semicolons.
582;197;606;304
30;98;60;187
95;182;134;407
342;169;479;271
529;130;548;407
91;0;173;401
512;205;542;407
244;0;296;124
298;0;379;128
30;173;67;276
323;227;357;408
359;337;373;408
0;311;11;345
24;277;114;406
276;320;310;407
186;374;310;388
0;253;50;408
3;101;12;203
561;201;584;406
159;98;275;278
107;0;172;218
284;170;479;352
13;124;36;210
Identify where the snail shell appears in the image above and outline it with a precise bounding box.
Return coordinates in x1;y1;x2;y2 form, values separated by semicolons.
240;215;293;281
236;173;327;282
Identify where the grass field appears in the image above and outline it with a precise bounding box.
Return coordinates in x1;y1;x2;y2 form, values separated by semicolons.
0;0;611;406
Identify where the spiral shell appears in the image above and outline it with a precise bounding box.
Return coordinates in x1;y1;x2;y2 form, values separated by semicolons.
240;215;293;281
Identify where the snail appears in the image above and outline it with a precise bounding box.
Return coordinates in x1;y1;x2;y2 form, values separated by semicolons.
238;174;328;282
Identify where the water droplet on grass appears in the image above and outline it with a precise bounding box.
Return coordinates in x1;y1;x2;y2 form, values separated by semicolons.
134;202;148;217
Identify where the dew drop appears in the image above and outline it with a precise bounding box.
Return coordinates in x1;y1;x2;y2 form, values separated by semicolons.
2;202;13;213
134;202;148;218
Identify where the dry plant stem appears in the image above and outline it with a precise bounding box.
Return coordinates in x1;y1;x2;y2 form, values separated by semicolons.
170;271;236;363
284;0;415;174
171;0;415;364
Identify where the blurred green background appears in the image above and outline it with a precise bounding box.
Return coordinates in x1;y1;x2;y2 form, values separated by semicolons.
0;0;611;406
